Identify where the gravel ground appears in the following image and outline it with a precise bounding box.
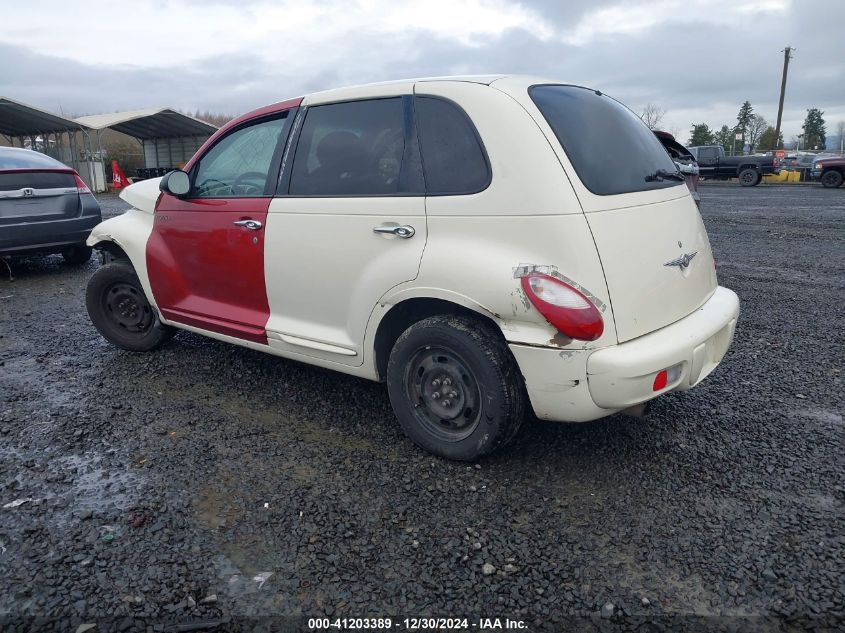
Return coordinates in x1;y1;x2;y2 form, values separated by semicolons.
0;184;843;632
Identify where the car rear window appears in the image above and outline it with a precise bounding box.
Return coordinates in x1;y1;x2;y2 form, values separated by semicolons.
0;149;68;170
415;96;489;194
0;171;75;190
529;85;680;195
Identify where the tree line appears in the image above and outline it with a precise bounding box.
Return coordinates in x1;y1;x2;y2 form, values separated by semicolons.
687;102;826;153
641;102;833;154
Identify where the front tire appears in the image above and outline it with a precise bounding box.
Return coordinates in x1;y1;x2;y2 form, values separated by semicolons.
738;168;761;186
386;315;527;460
62;244;92;265
86;261;175;352
821;170;843;188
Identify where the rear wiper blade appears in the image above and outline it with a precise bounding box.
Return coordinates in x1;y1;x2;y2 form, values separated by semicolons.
645;169;686;182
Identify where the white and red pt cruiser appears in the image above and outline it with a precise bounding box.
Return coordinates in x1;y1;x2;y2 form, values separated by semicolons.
86;75;740;460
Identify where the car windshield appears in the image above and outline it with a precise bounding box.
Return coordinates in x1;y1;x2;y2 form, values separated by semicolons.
0;148;67;170
529;85;681;195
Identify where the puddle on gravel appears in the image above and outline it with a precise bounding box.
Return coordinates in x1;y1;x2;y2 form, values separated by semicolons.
144;372;400;460
57;453;144;513
793;407;843;425
196;482;244;531
2;450;146;522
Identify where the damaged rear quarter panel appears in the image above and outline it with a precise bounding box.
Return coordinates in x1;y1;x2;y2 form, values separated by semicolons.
381;213;617;350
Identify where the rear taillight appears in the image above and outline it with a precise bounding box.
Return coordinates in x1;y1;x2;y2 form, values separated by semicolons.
520;272;604;341
73;172;91;194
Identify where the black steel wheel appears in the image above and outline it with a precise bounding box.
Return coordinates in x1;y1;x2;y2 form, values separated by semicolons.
821;169;843;188
102;281;154;334
387;315;528;460
86;261;175;352
739;168;761;187
404;345;482;443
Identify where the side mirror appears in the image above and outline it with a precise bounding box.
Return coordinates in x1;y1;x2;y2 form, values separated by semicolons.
159;170;191;197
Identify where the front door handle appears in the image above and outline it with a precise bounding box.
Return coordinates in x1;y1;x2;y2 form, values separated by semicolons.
233;219;262;230
373;224;415;239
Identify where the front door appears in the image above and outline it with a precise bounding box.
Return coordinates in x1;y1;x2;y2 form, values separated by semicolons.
147;112;293;343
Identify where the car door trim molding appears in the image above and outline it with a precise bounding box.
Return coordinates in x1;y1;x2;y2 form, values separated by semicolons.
266;330;358;356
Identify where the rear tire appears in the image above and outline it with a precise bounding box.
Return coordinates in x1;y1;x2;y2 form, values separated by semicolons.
62;244;92;265
738;168;761;187
386;315;527;461
821;170;843;188
86;261;175;352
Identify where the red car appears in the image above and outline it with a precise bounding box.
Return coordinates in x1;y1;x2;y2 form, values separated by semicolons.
812;157;845;188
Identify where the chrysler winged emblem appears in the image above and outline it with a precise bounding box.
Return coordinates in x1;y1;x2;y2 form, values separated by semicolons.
664;251;698;270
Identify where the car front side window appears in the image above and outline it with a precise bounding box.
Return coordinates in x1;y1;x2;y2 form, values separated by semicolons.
193;114;289;198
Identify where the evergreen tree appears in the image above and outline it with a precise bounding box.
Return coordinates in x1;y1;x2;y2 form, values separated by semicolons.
713;125;734;154
688;123;715;147
735;101;754;151
757;126;784;151
802;108;826;150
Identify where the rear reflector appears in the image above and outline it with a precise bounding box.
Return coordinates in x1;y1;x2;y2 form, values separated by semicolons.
653;363;683;391
73;172;91;194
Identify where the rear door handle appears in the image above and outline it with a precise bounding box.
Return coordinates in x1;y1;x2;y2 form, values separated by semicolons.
233;219;262;230
373;224;415;239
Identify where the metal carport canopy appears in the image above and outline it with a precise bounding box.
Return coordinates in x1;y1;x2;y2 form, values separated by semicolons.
73;108;217;139
0;96;90;136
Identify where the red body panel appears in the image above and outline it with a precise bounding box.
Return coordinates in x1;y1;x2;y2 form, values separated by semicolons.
147;194;271;344
146;98;302;344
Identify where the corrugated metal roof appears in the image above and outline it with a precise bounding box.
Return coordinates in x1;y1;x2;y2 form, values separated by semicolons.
74;108;217;139
0;96;90;136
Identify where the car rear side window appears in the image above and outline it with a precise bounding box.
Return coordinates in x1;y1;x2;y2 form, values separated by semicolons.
289;98;406;196
414;97;489;195
529;85;680;195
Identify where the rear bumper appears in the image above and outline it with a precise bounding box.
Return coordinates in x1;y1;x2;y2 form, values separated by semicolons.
587;286;739;408
509;286;739;422
0;215;101;255
0;194;101;255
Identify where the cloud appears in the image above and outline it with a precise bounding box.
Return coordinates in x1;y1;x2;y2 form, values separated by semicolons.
0;0;842;142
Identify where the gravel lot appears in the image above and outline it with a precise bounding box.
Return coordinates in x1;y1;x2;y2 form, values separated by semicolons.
0;185;843;632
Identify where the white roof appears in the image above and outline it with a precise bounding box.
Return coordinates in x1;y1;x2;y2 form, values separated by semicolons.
74;108;217;139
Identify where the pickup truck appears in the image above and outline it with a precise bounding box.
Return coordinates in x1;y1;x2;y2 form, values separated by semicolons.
687;145;779;186
811;156;845;188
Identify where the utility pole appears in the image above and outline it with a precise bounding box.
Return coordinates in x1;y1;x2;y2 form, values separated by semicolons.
774;46;792;149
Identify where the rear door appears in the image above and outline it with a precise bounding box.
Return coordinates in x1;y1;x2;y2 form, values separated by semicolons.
147;111;293;343
264;92;427;364
527;85;717;343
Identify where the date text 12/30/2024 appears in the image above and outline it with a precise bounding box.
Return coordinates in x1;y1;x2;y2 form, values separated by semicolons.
308;618;528;630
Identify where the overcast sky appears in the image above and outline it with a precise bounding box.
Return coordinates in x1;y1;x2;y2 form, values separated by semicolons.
1;0;843;144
